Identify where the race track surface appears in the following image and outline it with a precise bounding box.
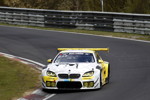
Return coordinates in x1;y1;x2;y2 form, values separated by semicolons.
0;25;150;100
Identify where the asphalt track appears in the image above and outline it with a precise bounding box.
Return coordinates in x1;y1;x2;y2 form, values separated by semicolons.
0;25;150;100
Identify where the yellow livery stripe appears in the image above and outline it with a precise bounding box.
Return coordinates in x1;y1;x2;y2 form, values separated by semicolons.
58;48;109;52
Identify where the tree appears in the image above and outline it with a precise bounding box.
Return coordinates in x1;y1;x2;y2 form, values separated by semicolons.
104;0;127;12
1;0;150;14
124;0;150;14
0;0;4;6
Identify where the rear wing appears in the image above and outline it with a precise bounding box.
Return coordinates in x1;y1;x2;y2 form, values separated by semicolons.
57;48;109;52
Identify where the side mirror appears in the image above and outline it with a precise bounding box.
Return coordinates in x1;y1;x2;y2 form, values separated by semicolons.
98;59;104;63
47;59;52;63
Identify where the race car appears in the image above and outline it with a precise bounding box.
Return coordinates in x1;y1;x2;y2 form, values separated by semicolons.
41;48;110;90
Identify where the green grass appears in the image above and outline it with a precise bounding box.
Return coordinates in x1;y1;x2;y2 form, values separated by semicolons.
0;23;150;41
0;56;40;100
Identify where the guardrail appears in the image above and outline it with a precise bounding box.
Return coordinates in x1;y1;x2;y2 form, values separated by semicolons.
0;6;150;34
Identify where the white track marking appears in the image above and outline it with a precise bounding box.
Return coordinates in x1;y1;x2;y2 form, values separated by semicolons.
0;52;45;68
32;89;41;94
43;94;56;100
0;25;150;43
17;56;45;67
20;61;29;64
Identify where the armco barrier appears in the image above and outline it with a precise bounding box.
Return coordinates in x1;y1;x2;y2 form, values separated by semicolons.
0;6;150;34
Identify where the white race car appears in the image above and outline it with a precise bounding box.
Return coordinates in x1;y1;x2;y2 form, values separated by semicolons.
41;48;110;90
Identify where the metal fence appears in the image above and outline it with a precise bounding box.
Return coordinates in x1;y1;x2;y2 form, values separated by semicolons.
0;6;150;34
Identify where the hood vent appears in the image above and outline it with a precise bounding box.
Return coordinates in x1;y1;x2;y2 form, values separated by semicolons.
69;63;75;66
68;63;78;69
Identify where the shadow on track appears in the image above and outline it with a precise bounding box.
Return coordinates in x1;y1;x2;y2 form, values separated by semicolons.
42;88;100;94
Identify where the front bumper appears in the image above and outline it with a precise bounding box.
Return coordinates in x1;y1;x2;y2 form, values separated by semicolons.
42;76;100;90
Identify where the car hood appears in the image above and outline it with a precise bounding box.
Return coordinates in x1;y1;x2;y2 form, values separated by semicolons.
47;63;97;74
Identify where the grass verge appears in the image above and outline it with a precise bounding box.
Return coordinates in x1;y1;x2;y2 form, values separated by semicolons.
0;56;40;100
0;23;150;41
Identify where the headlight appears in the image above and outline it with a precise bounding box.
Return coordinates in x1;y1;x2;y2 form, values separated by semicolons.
47;70;56;77
82;71;94;77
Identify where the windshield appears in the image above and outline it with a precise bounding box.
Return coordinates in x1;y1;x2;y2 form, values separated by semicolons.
54;52;95;63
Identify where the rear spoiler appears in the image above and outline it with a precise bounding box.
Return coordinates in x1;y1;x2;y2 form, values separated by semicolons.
57;48;109;52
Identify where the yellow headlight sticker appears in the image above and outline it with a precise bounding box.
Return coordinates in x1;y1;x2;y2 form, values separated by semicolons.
43;76;58;82
83;81;94;87
82;76;94;80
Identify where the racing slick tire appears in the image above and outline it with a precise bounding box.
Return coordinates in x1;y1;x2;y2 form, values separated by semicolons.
99;71;103;89
106;64;110;84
